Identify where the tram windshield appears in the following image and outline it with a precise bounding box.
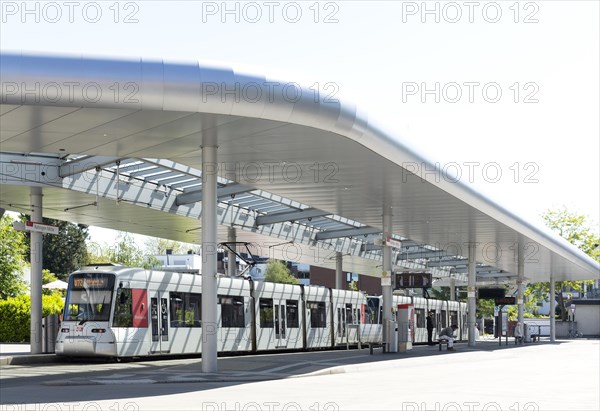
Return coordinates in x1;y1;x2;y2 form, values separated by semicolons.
63;273;115;323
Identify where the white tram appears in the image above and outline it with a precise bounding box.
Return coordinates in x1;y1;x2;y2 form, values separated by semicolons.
56;266;467;358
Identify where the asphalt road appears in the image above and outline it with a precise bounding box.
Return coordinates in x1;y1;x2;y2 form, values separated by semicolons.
1;339;598;410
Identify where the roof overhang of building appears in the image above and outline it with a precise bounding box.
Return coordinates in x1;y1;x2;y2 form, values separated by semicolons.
1;52;598;283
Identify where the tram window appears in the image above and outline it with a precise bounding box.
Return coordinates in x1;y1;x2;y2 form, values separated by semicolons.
286;300;299;328
113;288;133;327
259;298;274;328
307;301;326;328
345;304;353;325
441;310;447;329
415;308;425;328
219;295;245;328
449;311;458;328
365;298;379;324
170;292;202;327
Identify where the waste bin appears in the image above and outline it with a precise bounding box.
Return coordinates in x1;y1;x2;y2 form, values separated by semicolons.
397;304;414;352
42;314;59;353
386;319;398;353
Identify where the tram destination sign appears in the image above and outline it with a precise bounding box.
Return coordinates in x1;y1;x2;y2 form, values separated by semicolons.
478;288;505;299
395;273;432;289
72;276;111;289
495;297;516;305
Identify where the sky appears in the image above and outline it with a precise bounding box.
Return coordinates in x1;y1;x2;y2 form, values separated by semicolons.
1;0;599;246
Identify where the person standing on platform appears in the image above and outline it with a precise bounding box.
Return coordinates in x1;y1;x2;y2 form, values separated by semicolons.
426;311;435;345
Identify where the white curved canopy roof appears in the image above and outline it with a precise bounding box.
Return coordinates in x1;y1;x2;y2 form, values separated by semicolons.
1;52;598;283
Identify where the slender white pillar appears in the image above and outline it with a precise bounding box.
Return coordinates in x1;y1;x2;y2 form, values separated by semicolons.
467;242;477;347
382;213;393;352
30;187;43;354
227;227;236;277
201;143;218;373
517;246;525;333
335;252;343;289
550;274;556;342
449;277;456;301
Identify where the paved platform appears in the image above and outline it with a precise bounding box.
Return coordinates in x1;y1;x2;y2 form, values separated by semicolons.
0;343;58;366
1;339;598;410
0;337;522;367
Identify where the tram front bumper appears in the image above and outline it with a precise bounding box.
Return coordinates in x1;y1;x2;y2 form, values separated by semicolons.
56;337;116;357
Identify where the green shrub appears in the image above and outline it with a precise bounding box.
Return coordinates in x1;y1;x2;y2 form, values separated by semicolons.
264;260;299;285
0;293;64;342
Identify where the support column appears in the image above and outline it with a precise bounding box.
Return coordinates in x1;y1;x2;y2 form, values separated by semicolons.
449;277;456;301
467;242;477;347
201;143;218;373
227;227;236;277
550;274;556;342
382;213;393;352
517;242;525;327
30;187;43;354
335;252;343;289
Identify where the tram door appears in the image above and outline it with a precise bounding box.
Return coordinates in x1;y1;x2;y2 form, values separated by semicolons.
150;292;169;354
335;303;357;344
336;304;346;344
274;300;286;348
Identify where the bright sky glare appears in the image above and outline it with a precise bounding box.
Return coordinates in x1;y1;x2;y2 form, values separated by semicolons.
1;1;598;245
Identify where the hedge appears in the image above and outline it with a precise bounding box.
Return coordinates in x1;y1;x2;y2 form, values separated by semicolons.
0;294;64;342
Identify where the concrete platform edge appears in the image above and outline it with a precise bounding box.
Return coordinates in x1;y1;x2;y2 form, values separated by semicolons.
0;354;59;366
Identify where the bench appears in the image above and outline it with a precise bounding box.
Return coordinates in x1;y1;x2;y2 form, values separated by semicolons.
368;342;386;355
438;339;448;351
514;335;539;344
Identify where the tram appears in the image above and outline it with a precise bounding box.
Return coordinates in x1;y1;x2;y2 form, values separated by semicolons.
56;266;467;358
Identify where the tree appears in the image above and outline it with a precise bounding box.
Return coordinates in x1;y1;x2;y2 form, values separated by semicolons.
144;237;200;255
41;269;61;296
526;208;600;320
42;269;58;284
97;232;160;269
264;260;299;285
0;215;28;299
107;232;147;267
542;208;600;259
21;216;89;280
430;287;452;301
477;298;495;319
86;241;111;265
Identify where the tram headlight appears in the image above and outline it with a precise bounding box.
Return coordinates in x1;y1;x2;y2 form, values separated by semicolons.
91;328;106;333
61;328;69;333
